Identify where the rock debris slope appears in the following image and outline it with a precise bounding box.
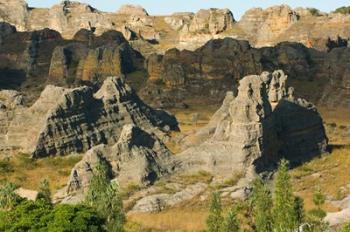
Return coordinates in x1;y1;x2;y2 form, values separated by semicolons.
0;76;178;157
175;70;328;181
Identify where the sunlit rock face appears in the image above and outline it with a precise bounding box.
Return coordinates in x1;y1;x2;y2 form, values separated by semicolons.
0;76;179;158
175;70;328;181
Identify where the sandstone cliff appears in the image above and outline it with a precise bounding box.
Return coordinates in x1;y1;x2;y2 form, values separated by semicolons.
1;1;349;52
0;26;144;104
141;38;349;109
0;76;178;157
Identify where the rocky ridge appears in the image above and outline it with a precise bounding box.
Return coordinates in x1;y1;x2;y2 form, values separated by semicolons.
55;70;328;211
141;38;350;109
0;1;349;52
0;76;178;157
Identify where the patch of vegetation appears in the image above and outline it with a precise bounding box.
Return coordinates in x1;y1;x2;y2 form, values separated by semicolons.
0;160;14;174
0;161;125;231
204;160;329;232
153;78;165;86
216;171;244;189
17;153;38;170
121;183;142;198
178;170;213;185
334;6;350;14
307;8;321;16
0;153;82;192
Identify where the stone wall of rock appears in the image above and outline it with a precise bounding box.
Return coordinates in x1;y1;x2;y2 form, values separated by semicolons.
175;70;328;181
0;76;178;157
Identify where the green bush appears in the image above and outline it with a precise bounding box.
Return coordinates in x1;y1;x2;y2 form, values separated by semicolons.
47;204;105;232
0;160;14;174
307;8;321;16
334;6;350;14
0;199;105;232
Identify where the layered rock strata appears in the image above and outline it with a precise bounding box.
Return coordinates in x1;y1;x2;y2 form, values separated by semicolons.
0;76;178;157
175;70;328;180
64;124;174;196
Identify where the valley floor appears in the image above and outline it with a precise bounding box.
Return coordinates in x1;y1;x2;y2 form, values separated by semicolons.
1;104;349;231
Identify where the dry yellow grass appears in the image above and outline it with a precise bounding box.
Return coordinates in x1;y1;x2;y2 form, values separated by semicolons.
291;146;350;212
127;208;208;232
0;153;82;192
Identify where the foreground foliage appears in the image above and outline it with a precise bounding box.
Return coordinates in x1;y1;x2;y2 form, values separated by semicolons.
206;159;331;232
0;161;125;232
0;198;105;232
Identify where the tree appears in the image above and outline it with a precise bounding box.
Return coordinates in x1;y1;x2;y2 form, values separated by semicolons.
272;159;297;232
251;178;273;232
0;198;105;232
85;161;125;232
303;188;328;232
342;221;350;232
37;179;51;204
294;196;305;231
47;204;105;232
0;198;52;231
313;187;326;210
0;182;21;211
334;6;350;14
221;208;239;232
207;192;223;232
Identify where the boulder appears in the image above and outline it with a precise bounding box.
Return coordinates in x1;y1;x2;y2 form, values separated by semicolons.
131;183;207;213
15;188;39;201
117;4;148;16
187;8;235;35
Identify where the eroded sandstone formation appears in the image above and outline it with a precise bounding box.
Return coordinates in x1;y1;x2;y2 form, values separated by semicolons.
1;1;349;52
0;76;178;157
175;70;328;181
58;124;175;203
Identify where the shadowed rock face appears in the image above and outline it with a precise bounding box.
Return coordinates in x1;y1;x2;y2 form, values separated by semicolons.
141;38;350;109
0;76;178;157
0;26;144;104
175;70;328;180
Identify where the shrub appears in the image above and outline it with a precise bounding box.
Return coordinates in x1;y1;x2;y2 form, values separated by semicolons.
47;204;105;232
0;159;14;174
334;6;350;14
207;192;223;232
307;8;321;16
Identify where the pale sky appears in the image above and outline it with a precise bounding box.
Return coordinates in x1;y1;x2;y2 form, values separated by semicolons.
26;0;350;19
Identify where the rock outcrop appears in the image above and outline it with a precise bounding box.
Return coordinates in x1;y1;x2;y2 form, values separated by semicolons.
175;70;328;181
0;76;178;157
62;124;174;198
1;1;350;51
117;4;148;16
141;37;350;110
131;183;207;213
0;26;144;104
